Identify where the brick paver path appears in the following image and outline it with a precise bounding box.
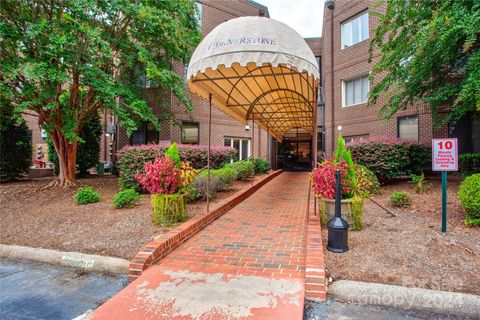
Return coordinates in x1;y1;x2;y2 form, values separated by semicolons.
159;171;308;278
89;172;311;320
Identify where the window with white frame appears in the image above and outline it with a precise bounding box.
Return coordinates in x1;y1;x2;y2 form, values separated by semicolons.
184;63;189;83
398;115;419;141
224;137;250;161
195;2;202;30
344;134;369;144
341;11;369;49
342;75;369;107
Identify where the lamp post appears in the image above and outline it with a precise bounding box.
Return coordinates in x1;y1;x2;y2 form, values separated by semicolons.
327;169;349;253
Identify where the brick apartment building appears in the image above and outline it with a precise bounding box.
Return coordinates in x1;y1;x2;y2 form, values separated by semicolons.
320;0;480;156
23;0;479;172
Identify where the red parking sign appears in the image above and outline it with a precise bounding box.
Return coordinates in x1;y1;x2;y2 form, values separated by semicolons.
432;138;458;171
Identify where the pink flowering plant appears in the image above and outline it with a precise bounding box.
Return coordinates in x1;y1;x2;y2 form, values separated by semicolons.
135;156;180;194
311;159;353;199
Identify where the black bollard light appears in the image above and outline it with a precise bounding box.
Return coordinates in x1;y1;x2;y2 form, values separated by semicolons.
327;169;349;253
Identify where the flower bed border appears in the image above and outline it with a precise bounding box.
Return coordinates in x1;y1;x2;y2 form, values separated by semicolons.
128;170;283;281
305;201;328;301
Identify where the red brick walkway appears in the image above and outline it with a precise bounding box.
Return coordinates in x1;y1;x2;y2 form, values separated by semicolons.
88;172;313;320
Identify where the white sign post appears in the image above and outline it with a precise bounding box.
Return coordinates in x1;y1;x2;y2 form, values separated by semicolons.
432;138;458;233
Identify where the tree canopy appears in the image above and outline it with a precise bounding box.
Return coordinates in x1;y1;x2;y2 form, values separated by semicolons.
369;0;480;124
0;0;201;186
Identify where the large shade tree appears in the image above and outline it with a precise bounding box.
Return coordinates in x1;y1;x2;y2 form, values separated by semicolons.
0;0;201;187
369;0;480;123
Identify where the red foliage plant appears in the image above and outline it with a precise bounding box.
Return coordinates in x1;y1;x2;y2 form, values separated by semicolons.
135;156;180;194
311;159;352;199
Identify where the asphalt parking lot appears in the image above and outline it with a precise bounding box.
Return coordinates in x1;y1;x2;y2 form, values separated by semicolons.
0;258;126;320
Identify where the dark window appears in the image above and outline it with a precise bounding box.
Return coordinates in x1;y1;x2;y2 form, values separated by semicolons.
397;115;419;141
130;128;145;146
130;122;159;145
134;65;152;88
145;123;159;143
181;122;199;144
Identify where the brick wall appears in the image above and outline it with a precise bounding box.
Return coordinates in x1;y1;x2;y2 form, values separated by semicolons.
305;37;322;56
321;0;449;155
23;113;43;148
305;37;324;131
22;112;47;162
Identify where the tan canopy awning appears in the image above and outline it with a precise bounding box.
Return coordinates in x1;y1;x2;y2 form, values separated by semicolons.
187;16;320;141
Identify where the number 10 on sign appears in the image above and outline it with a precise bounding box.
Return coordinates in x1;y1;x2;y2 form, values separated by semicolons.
432;138;458;233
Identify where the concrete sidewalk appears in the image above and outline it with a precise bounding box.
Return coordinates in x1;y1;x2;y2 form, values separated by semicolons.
304;299;477;320
88;172;311;320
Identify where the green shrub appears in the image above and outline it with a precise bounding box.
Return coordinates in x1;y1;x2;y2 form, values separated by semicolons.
74;187;100;205
113;188;141;209
464;218;480;227
388;191;411;208
459;153;480;175
408;143;432;175
97;162;105;176
348;137;430;181
458;174;480;227
0;101;32;181
410;173;431;193
184;184;203;202
227;160;254;180
354;165;380;198
165;142;181;168
118;143;236;190
199;166;238;190
335;134;356;188
47;112;102;176
77;112;102;175
254;158;271;174
191;175;221;200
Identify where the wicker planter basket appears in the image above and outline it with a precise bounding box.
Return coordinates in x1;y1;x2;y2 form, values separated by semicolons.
151;194;187;226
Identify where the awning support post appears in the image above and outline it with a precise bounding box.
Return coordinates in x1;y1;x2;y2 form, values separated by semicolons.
266;127;270;173
312;82;319;216
251;114;255;187
207;93;212;213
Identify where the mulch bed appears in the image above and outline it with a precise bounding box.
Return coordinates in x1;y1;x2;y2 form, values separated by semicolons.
322;175;480;295
0;174;264;260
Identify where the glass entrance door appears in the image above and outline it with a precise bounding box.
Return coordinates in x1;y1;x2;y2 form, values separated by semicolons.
276;140;311;171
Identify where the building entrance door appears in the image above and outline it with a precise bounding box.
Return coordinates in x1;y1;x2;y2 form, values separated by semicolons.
276;139;312;171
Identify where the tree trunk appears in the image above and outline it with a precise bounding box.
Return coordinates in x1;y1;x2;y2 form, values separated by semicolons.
49;129;78;188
